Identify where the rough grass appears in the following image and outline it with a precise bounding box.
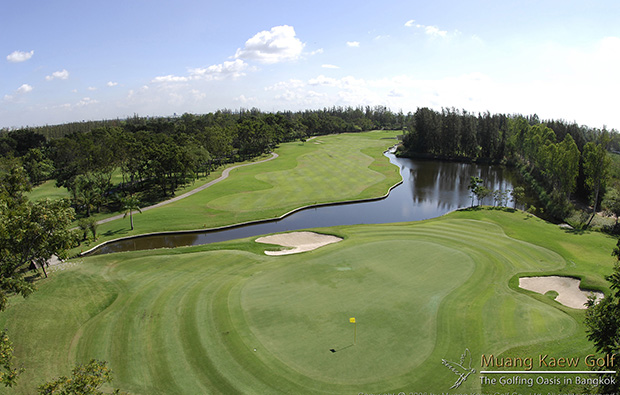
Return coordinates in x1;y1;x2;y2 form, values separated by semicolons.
1;208;615;393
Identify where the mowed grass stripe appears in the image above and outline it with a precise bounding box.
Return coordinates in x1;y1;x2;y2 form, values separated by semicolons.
1;209;616;393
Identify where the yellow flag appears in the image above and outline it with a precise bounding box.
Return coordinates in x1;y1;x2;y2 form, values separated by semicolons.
349;317;356;323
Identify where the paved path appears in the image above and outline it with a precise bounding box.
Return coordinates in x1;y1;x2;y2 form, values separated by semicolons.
97;152;279;225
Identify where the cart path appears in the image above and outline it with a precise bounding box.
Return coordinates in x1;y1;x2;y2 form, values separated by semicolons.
97;152;279;225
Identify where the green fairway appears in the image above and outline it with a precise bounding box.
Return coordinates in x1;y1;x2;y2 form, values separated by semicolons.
1;208;615;393
83;131;401;250
26;179;71;201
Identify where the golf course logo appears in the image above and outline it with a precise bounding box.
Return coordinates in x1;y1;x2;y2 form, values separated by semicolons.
441;348;476;389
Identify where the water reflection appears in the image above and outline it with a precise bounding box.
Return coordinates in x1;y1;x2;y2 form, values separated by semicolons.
405;159;516;214
88;152;520;256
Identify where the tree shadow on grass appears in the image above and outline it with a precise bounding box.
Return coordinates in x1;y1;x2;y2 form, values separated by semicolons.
102;228;128;237
562;228;587;235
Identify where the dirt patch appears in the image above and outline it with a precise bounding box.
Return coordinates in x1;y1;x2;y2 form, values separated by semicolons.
519;276;604;309
255;231;342;255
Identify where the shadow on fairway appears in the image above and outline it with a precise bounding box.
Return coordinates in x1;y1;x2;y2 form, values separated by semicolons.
329;344;354;353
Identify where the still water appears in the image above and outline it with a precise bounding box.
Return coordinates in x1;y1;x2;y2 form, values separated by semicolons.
88;151;519;255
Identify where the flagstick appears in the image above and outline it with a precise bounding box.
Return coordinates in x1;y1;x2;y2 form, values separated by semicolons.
354;322;357;345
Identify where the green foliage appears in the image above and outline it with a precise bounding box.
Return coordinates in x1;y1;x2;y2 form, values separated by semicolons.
402;110;619;221
476;185;492;205
0;329;23;387
38;359;125;395
1;159;76;282
468;176;483;207
467;176;492;206
584;240;620;392
21;148;54;186
602;187;620;231
120;195;142;231
510;186;525;208
583;138;612;227
0;160;76;389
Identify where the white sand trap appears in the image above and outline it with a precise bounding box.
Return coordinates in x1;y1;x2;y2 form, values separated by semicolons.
519;276;604;309
255;232;342;255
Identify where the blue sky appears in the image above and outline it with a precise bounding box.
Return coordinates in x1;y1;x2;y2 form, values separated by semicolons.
2;0;620;129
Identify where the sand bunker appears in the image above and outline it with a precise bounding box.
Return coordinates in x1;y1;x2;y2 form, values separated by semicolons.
255;232;342;255
519;276;604;309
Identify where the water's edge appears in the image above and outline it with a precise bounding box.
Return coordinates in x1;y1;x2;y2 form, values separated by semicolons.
80;149;403;256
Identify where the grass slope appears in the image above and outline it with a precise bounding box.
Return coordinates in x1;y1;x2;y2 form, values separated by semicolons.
74;131;401;253
1;208;615;393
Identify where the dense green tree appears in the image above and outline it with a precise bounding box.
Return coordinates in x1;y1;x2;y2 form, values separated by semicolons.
583;138;611;227
0;160;76;387
584;241;620;392
603;187;620;232
235;117;273;157
1;160;76;281
460;111;479;158
21;148;54;186
556;134;581;199
440;108;461;156
510;186;526;209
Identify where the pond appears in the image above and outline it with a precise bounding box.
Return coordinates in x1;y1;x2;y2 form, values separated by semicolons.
87;150;521;255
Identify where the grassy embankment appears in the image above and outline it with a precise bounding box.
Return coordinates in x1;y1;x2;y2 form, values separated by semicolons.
68;130;402;253
0;207;615;394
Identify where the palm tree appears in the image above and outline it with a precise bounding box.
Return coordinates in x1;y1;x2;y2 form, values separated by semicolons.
121;195;142;230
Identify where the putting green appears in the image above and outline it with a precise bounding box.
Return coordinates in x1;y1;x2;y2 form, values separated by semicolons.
241;240;475;384
1;209;614;394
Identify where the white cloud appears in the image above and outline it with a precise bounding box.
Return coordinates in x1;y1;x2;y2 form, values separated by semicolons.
234;94;258;104
308;75;366;89
107;81;118;87
87;86;97;91
52;97;99;111
4;84;34;102
190;59;249;80
405;20;449;38
152;60;249;84
310;48;324;55
191;89;206;100
7;50;34;63
423;25;448;38
346;41;360;47
265;79;306;91
45;69;70;81
235;25;305;64
321;64;340;69
76;97;98;107
151;75;189;83
17;84;33;94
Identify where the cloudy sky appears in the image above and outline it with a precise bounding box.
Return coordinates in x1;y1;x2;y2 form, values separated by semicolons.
2;0;620;129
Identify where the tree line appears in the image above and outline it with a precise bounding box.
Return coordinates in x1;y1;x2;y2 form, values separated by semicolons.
400;107;619;222
2;106;619;223
0;107;405;219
